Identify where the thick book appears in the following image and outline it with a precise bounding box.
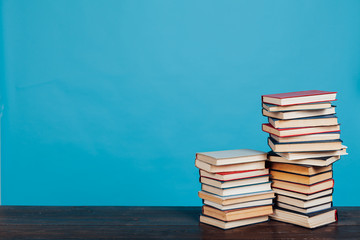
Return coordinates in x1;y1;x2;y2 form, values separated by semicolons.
270;132;340;143
198;190;275;206
195;159;265;173
270;161;332;175
271;207;336;229
200;176;269;189
202;205;273;222
262;90;337;106
268;115;338;129
204;198;273;211
200;215;269;230
272;188;333;201
268;138;343;153
262;123;340;137
200;169;269;181
196;149;267;166
262;107;336;120
268;154;340;167
270;170;332;185
277;202;332;214
272;179;334;194
202;182;272;197
276;194;332;209
276;146;347;160
263;102;332;112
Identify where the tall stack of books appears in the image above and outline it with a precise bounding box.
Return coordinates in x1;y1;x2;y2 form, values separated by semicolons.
195;149;275;229
261;90;347;228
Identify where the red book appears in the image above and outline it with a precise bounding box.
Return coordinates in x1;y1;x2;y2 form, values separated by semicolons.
262;90;337;106
262;123;340;137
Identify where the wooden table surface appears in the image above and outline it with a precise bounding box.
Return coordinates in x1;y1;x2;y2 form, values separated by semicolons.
0;206;359;239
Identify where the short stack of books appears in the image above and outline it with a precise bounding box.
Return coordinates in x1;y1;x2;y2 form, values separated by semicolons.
195;149;275;229
261;90;348;228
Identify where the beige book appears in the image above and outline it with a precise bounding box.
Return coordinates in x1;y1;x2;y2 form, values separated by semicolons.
195;159;265;173
270;170;332;185
200;176;269;189
272;179;333;194
203;205;273;221
198;191;275;206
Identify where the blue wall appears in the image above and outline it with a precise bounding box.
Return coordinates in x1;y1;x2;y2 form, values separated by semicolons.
1;0;360;206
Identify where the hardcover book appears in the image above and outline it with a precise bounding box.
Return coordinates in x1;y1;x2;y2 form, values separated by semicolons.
196;149;267;166
262;123;340;137
200;169;269;181
262;90;337;106
268;115;338;129
262;107;336;120
200;215;269;230
268;138;343;152
262;102;332;112
198;190;275;206
202;205;273;221
271;207;336;228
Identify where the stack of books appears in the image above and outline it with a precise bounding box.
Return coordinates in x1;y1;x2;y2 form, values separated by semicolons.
261;90;347;228
195;149;275;229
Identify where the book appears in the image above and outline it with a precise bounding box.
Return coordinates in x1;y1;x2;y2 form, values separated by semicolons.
196;149;267;166
200;169;269;181
277;202;332;214
202;205;273;221
276;146;347;160
198;190;275;206
268;115;338;129
270;132;340;143
263;107;336;120
200;215;269;230
268;138;343;152
268;154;340;167
271;207;336;228
270;170;332;185
200;176;269;189
204;198;273;211
202;182;272;196
277;195;332;209
262;90;337;106
262;123;340;137
272;188;333;201
272;179;334;194
263;102;332;112
195;159;265;173
270;162;332;175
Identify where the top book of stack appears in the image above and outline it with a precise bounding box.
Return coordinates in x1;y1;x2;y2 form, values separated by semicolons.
262;90;337;106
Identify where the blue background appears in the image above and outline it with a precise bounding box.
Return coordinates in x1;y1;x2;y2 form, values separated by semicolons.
1;0;360;206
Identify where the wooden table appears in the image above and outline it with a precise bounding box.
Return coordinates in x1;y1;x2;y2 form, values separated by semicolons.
0;206;359;239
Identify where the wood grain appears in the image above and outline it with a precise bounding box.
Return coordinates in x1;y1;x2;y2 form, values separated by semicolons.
0;206;358;239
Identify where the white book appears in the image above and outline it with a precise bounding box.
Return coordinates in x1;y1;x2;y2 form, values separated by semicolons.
277;202;332;214
202;182;272;197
